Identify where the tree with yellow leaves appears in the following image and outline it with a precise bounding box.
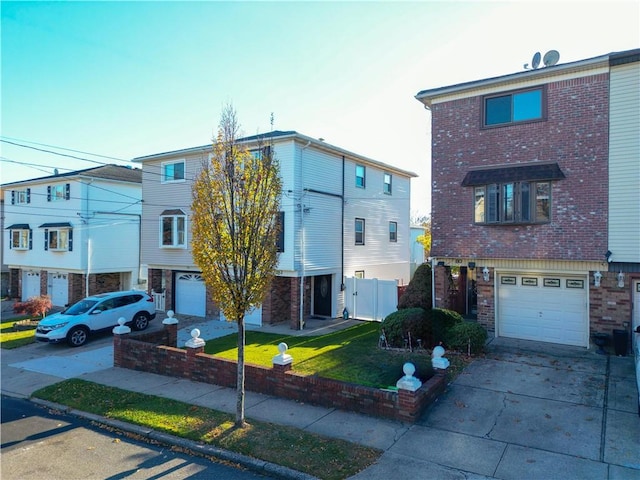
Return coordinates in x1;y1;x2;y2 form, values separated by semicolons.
191;105;282;428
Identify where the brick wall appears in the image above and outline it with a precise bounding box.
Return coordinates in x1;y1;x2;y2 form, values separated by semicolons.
589;271;633;334
113;324;446;423
431;74;610;261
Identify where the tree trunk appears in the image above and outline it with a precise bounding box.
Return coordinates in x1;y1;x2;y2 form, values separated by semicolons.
235;316;247;428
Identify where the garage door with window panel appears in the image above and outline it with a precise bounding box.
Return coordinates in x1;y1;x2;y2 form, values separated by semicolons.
498;273;588;347
22;271;40;301
175;273;206;317
48;273;69;307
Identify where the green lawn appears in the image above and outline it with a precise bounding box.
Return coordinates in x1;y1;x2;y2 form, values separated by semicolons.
1;318;37;349
205;322;439;388
33;379;381;480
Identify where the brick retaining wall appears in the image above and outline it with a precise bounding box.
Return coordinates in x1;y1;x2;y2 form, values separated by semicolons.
114;323;446;423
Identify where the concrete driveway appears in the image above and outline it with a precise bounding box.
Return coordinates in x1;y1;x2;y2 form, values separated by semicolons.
356;337;640;480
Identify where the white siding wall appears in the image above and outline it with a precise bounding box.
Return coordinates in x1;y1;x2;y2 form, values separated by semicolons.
609;61;640;263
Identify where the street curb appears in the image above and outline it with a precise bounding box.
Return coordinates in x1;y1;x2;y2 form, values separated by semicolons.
30;398;318;480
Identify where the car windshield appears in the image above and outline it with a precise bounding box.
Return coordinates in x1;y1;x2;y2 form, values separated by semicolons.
64;299;99;315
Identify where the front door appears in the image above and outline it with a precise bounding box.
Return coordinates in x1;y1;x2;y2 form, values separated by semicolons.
313;275;332;317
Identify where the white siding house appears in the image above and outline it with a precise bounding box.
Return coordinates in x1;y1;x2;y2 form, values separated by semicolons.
134;131;417;328
2;165;143;306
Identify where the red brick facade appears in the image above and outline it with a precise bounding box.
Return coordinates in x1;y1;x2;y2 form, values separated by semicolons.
430;75;609;260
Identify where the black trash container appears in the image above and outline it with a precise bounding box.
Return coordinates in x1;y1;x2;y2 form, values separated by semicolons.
613;329;628;356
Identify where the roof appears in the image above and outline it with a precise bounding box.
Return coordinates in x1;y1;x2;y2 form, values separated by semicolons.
416;48;640;107
461;162;565;187
132;130;418;178
2;164;142;188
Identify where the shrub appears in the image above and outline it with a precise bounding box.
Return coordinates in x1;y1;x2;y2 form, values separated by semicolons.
398;263;432;310
13;295;52;318
446;321;488;355
380;308;428;348
430;308;464;347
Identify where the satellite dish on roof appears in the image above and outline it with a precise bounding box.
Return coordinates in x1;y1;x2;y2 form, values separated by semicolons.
531;52;541;69
543;50;560;67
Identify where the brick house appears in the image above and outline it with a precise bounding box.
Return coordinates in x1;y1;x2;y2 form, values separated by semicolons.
133;130;416;329
415;49;639;348
2;165;144;306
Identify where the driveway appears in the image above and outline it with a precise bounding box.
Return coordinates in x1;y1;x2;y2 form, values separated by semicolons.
356;337;640;480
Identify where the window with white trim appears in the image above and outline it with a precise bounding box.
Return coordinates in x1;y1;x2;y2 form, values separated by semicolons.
355;218;365;245
161;160;185;183
10;228;31;250
383;173;392;195
48;184;70;201
160;210;186;247
45;228;72;251
355;165;366;188
11;189;31;204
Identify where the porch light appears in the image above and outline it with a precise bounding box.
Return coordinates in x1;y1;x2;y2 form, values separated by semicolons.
482;267;490;282
617;271;624;288
468;262;476;270
593;271;602;287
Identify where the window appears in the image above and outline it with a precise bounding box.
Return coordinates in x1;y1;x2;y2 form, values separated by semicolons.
355;165;366;188
276;211;285;252
9;227;31;250
383;173;392;195
355;218;365;245
389;221;397;242
355;270;365;279
474;181;551;224
160;210;186;247
484;87;543;127
162;160;185;183
45;228;72;251
11;189;30;204
47;183;70;201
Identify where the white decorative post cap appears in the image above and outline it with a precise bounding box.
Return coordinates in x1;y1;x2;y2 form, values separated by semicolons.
432;345;450;370
163;310;179;325
185;328;205;348
396;362;422;391
113;317;131;335
273;342;293;366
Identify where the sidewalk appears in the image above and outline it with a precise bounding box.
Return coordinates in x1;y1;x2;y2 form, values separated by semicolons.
2;308;639;480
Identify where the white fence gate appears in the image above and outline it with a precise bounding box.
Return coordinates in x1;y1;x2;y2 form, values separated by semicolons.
151;290;166;312
344;277;398;321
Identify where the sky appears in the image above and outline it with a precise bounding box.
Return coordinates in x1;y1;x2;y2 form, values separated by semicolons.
1;1;639;217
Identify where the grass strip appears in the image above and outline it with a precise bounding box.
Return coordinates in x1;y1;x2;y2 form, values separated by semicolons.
1;318;36;349
33;379;381;480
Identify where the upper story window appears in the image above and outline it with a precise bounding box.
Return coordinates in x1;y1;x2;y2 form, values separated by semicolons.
483;87;544;127
389;221;397;242
41;223;73;251
474;182;550;224
48;183;70;201
8;225;32;250
355;165;366;189
383;173;392;195
355;218;365;245
160;209;186;247
463;162;563;225
162;160;185;183
11;189;31;204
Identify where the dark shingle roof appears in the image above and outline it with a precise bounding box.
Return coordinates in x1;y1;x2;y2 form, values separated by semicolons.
2;164;141;187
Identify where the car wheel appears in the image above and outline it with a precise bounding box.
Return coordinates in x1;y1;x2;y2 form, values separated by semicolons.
67;326;89;347
132;312;150;331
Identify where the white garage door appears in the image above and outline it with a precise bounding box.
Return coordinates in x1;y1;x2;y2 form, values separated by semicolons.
48;273;69;307
22;271;40;301
175;273;206;317
498;273;588;347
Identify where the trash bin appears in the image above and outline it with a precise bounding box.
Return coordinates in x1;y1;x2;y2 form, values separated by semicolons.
613;329;628;356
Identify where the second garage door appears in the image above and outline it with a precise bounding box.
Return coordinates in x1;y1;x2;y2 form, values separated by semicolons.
175;273;206;317
497;273;588;347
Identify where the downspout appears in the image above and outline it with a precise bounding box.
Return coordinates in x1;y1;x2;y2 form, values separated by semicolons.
431;256;436;309
299;140;311;329
341;156;345;293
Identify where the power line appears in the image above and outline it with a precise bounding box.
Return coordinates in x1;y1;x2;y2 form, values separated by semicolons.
0;136;130;162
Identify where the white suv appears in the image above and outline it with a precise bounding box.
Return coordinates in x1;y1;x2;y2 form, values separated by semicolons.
36;290;156;347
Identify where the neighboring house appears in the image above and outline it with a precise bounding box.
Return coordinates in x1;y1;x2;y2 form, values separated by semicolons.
416;49;640;348
410;225;426;278
133;130;417;328
2;165;144;307
0;191;8;296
